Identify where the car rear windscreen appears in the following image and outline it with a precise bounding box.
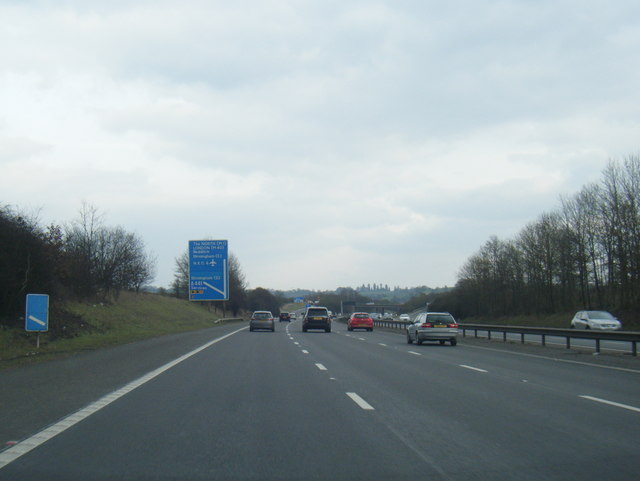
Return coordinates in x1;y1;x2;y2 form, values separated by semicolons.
426;314;454;323
307;309;327;317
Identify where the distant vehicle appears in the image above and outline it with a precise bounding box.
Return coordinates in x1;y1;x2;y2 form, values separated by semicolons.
348;312;373;331
407;312;458;346
279;312;291;322
399;314;411;322
250;311;275;332
303;306;331;332
570;311;622;330
290;312;296;320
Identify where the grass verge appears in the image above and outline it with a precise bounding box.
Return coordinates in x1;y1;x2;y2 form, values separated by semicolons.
0;291;243;370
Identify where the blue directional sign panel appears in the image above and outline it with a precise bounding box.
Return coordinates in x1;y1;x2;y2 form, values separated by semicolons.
25;294;49;332
189;240;229;301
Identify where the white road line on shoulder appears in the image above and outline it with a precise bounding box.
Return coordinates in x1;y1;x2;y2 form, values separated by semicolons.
580;395;640;413
346;392;375;410
301;350;309;354
0;326;247;471
465;344;640;374
315;363;327;371
408;351;422;356
460;364;488;373
544;340;629;353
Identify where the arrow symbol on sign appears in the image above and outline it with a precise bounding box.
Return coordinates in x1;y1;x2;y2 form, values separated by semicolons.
203;259;227;298
204;282;225;296
29;315;46;327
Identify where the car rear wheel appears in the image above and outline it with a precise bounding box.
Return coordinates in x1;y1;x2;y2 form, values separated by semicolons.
439;340;445;345
450;339;457;346
415;334;422;345
406;331;413;344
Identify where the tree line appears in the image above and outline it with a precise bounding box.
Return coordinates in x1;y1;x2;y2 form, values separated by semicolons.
440;155;640;321
0;203;156;327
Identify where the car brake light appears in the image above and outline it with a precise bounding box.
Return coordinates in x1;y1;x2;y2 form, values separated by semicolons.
449;323;458;328
421;323;433;328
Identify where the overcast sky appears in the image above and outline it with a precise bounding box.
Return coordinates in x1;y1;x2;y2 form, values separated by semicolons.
1;0;639;292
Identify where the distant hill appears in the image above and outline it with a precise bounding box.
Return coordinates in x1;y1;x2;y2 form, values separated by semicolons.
272;285;453;305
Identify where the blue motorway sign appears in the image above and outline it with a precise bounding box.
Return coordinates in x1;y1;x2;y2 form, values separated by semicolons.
189;240;229;301
25;294;49;332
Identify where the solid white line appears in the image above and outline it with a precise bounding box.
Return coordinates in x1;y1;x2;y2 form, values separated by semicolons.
0;326;247;470
544;340;629;353
460;364;488;373
465;344;640;374
346;392;375;410
301;350;309;354
408;351;421;356
315;363;327;371
580;395;640;413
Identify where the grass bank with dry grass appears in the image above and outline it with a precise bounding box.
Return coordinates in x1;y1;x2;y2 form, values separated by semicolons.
0;291;243;370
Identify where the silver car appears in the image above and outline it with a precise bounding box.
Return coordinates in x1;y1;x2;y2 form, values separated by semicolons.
407;312;458;346
570;311;622;330
249;311;275;332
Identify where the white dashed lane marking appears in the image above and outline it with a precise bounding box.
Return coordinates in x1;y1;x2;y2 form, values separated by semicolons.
580;395;640;413
346;392;375;410
460;365;488;373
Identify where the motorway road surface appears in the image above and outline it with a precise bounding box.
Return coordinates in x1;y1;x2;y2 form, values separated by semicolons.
1;320;639;480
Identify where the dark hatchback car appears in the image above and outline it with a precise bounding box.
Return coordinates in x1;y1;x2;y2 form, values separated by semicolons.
302;306;331;332
279;312;291;322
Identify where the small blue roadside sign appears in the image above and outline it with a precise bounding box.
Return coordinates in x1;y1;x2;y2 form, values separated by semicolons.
25;294;49;332
189;240;229;301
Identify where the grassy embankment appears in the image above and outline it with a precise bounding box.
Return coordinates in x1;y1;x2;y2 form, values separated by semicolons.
0;291;243;370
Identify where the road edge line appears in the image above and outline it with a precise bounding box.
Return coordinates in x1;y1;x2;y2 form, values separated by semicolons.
0;326;247;470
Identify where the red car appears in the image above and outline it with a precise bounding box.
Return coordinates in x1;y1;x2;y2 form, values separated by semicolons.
348;312;374;332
